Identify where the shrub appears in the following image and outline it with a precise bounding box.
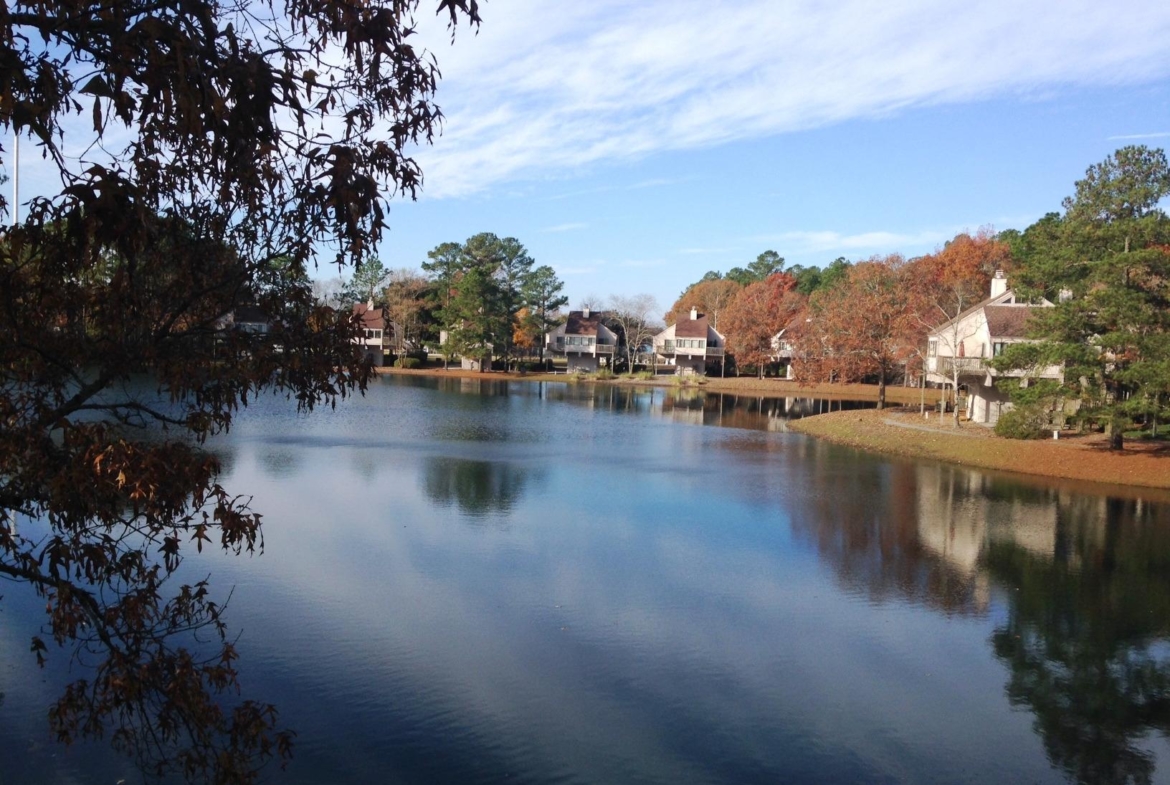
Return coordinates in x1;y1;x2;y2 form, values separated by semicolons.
994;406;1048;440
395;357;421;369
595;367;615;380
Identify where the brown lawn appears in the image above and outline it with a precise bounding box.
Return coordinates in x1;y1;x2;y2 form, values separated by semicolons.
789;408;1170;492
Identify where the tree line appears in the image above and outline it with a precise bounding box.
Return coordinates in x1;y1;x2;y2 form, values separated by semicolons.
333;144;1169;451
665;146;1170;447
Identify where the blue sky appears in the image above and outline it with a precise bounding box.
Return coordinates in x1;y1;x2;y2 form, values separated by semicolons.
374;0;1170;311
8;0;1170;313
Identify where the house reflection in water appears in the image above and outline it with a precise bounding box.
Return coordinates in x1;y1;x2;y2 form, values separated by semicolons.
915;466;1061;610
787;447;1170;785
917;466;1170;785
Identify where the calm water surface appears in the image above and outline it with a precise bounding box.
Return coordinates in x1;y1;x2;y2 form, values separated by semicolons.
4;376;1170;784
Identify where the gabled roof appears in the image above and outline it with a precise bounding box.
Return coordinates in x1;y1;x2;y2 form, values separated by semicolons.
353;302;385;329
565;310;605;335
927;289;1051;337
674;313;710;338
984;305;1037;339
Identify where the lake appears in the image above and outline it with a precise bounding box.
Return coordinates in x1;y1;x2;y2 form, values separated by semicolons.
4;374;1170;784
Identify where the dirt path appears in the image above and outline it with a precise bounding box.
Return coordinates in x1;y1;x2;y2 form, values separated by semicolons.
882;416;985;436
790;409;1170;492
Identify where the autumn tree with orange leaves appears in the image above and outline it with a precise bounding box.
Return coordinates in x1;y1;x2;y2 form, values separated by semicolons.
914;229;1014;425
794;256;920;408
665;278;743;330
722;273;802;377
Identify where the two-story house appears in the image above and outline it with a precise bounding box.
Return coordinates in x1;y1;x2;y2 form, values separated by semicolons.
353;301;389;367
770;313;809;380
653;307;726;375
925;271;1061;424
545;309;618;372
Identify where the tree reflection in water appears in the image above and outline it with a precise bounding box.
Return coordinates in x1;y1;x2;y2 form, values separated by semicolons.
787;446;1170;784
422;457;545;518
988;496;1170;785
787;450;987;616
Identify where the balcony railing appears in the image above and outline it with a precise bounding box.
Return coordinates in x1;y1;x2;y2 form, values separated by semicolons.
929;355;1063;382
655;344;723;357
927;356;992;376
552;342;616;354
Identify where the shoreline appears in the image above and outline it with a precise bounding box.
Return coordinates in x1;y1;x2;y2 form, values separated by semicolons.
378;367;1168;493
376;366;943;405
788;408;1170;493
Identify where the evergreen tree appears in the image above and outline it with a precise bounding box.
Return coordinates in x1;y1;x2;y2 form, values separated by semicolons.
422;242;464;367
444;265;507;371
342;257;391;304
999;146;1170;447
522;265;569;364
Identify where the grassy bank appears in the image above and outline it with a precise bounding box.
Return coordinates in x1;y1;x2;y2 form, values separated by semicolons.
789;408;1170;491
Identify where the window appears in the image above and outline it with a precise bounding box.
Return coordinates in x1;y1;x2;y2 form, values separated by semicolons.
993;342;1006;357
928;339;937;357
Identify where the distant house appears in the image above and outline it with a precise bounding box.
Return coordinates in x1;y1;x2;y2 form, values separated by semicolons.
234;305;272;334
353;301;389;366
925;271;1061;424
770;313;807;379
653;307;726;375
213;304;272;334
438;329;492;371
546;308;618;372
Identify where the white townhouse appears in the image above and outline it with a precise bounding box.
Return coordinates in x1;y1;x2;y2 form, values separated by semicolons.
545;309;618;372
653;307;726;375
925;271;1062;424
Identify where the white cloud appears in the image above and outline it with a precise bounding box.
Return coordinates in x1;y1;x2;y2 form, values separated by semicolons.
411;0;1170;198
614;258;667;269
556;265;601;276
750;227;962;257
548;176;692;201
678;247;738;256
1107;131;1170;140
540;222;588;233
